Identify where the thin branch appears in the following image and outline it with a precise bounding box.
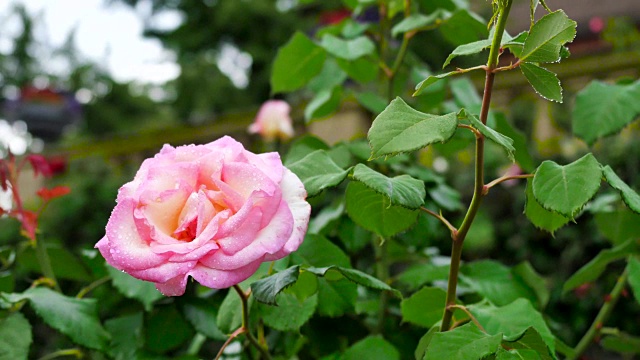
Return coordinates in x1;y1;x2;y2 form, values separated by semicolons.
485;174;533;190
457;124;482;139
569;264;630;360
455;65;487;74
215;327;246;360
233;285;272;360
37;349;83;360
447;304;486;333
76;276;110;299
493;60;521;73
420;207;458;236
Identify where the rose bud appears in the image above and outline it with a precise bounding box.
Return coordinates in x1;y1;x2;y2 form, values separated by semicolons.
248;100;294;142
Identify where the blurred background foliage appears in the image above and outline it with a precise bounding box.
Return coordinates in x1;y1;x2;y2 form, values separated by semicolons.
1;0;640;358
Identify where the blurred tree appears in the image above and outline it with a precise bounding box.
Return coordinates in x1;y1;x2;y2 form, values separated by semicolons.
0;4;173;138
109;0;344;121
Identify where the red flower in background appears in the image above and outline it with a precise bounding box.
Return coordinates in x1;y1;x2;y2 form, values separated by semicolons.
0;152;71;241
37;186;71;201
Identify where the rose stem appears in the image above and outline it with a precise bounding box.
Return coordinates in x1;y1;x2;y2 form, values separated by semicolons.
34;235;61;292
440;0;512;332
569;263;630;360
232;284;272;360
374;236;389;334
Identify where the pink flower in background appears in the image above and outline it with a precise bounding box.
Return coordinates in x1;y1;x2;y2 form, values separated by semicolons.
248;100;294;141
96;136;310;296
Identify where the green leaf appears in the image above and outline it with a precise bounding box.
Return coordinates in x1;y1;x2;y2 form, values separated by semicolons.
562;239;639;294
503;31;528;58
16;245;92;282
316;278;357;317
336;56;378;83
415;326;439;360
503;327;555;360
304;87;343;122
368;97;458;159
216;289;242;334
356;91;388;114
520;10;576;63
400;287;446;328
443;39;491;68
424;322;502;360
105;313;144;360
6;287;110;351
469;299;556;356
513;262;550;309
524;179;571;234
595;209;640;245
602;165;640;214
626;256;640;305
439;9;488;46
306;266;401;297
450;77;482;108
0;272;15;293
413;71;458;96
287;150;351;197
286;269;318;302
532;153;602;218
429;183;463;211
292;234;351;268
460;260;539;307
308;59;348;92
259;292;318;331
271;32;327;93
458;109;515;161
0;312;31;360
181;298;226;341
494;348;542;360
343;335;400;360
601;332;640;354
397;263;450;291
284;135;329;165
308;200;345;235
520;63;562;102
346;181;419;237
495;115;535;172
391;11;449;38
106;265;163;311
320;34;376;61
145;305;193;354
251;265;301;305
351;164;426;209
572;80;640;145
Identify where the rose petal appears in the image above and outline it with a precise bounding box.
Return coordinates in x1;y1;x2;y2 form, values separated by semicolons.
215;202;262;255
167;241;219;262
139;183;191;239
251;152;284;184
149;209;228;254
127;260;196;283
100;198;169;271
265;168;311;260
200;200;293;270
190;260;262;289
155;274;189;296
220;162;282;227
221;162;277;200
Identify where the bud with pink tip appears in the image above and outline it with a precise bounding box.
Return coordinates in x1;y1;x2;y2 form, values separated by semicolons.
248;100;294;141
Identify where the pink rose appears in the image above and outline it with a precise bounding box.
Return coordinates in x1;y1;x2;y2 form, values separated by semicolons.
248;100;294;141
96;136;310;296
